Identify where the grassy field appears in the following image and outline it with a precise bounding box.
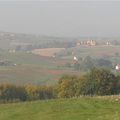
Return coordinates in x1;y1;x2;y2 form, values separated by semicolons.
0;97;120;120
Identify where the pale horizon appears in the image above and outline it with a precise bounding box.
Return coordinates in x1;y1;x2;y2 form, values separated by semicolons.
0;1;120;37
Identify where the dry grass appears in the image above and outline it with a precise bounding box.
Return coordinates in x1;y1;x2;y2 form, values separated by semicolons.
32;48;65;57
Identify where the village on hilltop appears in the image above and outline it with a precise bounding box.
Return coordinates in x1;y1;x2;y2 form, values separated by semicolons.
76;39;112;47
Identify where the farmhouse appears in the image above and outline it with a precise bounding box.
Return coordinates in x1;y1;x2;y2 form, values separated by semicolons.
73;56;78;62
86;40;96;46
106;42;111;46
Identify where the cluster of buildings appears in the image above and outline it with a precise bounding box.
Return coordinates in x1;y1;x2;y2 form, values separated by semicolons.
0;32;15;41
76;40;113;47
106;42;111;46
76;40;96;46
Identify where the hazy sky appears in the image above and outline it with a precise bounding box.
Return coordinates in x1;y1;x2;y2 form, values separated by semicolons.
0;1;120;37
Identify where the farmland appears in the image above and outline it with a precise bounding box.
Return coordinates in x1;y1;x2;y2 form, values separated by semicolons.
0;97;120;120
0;45;120;85
60;45;120;60
0;33;120;119
32;48;65;57
0;31;120;85
1;2;120;120
0;51;77;85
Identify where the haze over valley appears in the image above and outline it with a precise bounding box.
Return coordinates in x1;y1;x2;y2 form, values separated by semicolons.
0;1;120;120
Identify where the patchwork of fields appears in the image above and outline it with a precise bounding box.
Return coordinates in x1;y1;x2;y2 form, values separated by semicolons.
0;45;119;85
0;41;120;119
0;51;77;85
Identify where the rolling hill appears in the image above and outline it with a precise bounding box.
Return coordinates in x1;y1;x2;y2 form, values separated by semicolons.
0;97;120;120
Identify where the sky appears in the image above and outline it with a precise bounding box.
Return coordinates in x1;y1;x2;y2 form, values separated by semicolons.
0;1;120;37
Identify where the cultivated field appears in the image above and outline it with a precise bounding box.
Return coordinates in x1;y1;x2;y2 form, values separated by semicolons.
0;45;120;85
0;51;77;85
61;45;120;62
32;48;65;57
0;97;120;120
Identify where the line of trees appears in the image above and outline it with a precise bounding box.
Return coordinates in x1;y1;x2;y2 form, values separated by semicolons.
0;68;120;103
0;84;55;103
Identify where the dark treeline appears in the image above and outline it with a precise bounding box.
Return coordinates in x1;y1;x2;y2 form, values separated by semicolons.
0;85;55;103
0;68;120;103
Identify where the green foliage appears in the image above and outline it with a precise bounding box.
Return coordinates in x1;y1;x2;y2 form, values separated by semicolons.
57;68;120;98
0;84;27;102
64;62;71;68
0;68;120;102
82;56;94;70
57;75;78;98
0;84;55;103
73;62;81;71
96;58;112;68
81;68;119;95
73;56;113;71
27;85;55;100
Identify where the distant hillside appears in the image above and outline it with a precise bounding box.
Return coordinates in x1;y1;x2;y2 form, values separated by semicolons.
0;31;120;51
0;31;75;50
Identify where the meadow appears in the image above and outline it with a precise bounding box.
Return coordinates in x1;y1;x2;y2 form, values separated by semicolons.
0;97;120;120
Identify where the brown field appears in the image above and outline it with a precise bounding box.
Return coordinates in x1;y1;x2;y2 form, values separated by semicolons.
32;48;65;57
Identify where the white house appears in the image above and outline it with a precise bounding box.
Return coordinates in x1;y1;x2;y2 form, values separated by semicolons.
74;56;78;61
115;64;120;71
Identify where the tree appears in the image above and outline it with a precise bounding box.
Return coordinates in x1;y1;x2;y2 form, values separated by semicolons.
82;56;94;71
80;68;119;95
57;68;120;97
0;84;27;102
57;75;78;98
73;62;80;71
96;58;112;68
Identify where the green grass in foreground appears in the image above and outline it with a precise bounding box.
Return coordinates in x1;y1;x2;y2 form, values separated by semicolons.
0;97;120;120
